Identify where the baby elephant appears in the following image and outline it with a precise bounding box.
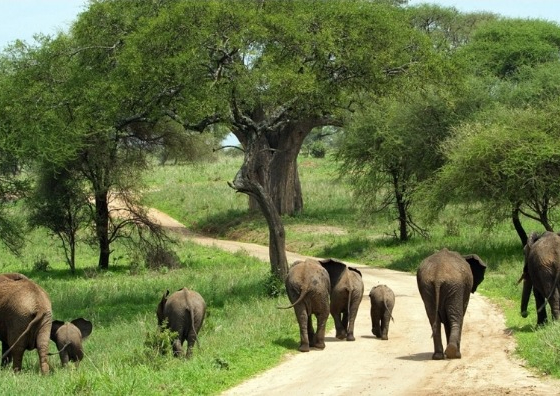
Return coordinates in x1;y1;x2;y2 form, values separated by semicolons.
50;318;93;366
369;285;395;340
157;288;206;358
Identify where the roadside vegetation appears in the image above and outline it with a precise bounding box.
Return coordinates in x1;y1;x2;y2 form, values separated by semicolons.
0;154;558;393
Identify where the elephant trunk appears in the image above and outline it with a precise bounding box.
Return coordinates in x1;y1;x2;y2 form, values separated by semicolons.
520;274;532;318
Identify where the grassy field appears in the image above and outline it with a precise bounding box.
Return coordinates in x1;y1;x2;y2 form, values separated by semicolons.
1;154;559;394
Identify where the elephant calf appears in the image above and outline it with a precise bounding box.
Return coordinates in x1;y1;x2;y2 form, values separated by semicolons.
369;284;395;340
417;248;486;360
50;318;93;367
280;259;331;352
157;288;206;358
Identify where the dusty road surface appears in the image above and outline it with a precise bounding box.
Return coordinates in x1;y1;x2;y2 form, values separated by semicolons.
149;208;560;396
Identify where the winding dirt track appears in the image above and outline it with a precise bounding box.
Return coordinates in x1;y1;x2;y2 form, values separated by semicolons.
149;208;560;396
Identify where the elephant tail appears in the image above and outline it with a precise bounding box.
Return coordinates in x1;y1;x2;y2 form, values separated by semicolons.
1;311;49;362
384;299;395;323
277;288;309;309
47;342;70;356
431;282;442;337
537;268;560;314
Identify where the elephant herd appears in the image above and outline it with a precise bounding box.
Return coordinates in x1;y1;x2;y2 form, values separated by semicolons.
2;230;558;373
284;234;560;361
0;273;205;374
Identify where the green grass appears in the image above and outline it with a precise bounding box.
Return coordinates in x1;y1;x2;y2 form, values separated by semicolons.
0;153;555;393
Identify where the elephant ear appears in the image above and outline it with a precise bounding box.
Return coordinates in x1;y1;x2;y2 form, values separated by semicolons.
71;318;93;339
319;258;346;285
156;290;170;325
50;320;65;341
348;267;362;278
463;254;487;293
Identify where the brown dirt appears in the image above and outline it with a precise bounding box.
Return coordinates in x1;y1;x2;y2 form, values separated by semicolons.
148;208;560;396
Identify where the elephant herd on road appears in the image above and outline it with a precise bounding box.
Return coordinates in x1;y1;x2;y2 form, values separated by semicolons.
283;230;560;361
1;231;559;373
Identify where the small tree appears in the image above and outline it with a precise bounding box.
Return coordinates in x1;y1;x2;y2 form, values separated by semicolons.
27;164;89;273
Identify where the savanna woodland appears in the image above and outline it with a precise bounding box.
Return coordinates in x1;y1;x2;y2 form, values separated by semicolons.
1;0;560;393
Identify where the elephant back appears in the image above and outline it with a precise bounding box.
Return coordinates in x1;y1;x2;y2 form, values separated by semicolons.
285;259;330;306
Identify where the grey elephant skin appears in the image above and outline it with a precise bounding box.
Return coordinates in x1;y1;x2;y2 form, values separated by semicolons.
416;248;486;360
281;259;331;352
50;318;93;366
520;231;560;325
319;258;364;341
157;288;206;358
369;284;395;340
0;274;52;373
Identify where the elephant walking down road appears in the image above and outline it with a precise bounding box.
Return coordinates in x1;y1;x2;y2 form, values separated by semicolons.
281;259;331;352
369;284;395;340
520;231;560;325
157;288;206;358
0;275;52;373
417;248;487;360
319;258;364;342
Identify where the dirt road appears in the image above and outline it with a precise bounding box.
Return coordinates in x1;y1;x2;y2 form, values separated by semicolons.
149;208;560;396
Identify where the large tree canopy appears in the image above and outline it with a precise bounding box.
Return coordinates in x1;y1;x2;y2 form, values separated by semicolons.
113;0;436;277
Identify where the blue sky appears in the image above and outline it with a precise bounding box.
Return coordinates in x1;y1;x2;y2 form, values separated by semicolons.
0;1;559;50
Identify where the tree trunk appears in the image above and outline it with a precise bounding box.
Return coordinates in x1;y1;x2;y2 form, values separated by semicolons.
511;206;527;247
230;132;289;279
392;172;409;241
246;121;309;215
95;192;111;270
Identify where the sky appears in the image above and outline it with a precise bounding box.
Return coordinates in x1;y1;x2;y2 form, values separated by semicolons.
0;1;559;50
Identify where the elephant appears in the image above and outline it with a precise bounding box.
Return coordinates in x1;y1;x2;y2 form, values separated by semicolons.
50;318;93;366
156;287;206;358
416;248;487;360
0;275;52;373
319;258;364;341
369;284;395;340
280;259;331;352
520;231;560;325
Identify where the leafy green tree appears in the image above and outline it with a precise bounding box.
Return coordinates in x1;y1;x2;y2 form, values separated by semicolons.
27;164;89;273
0;3;173;270
118;0;435;278
423;104;560;245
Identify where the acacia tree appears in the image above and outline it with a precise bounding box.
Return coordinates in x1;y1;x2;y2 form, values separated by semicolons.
0;2;176;270
117;0;434;278
419;18;560;246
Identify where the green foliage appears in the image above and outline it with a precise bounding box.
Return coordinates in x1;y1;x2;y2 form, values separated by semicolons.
461;18;560;78
144;319;179;357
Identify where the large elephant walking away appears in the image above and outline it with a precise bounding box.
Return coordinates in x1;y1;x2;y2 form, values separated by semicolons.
319;258;364;341
157;288;206;358
280;259;331;352
520;231;560;325
369;284;395;340
416;248;486;360
50;318;93;367
0;275;52;373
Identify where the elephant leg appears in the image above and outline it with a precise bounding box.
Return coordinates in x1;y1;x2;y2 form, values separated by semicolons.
314;312;328;350
331;308;346;340
10;346;24;372
371;306;381;338
1;341;11;367
307;315;316;348
550;288;560;321
295;307;310;352
346;310;357;341
381;310;391;340
534;289;548;325
444;309;464;359
172;338;184;357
